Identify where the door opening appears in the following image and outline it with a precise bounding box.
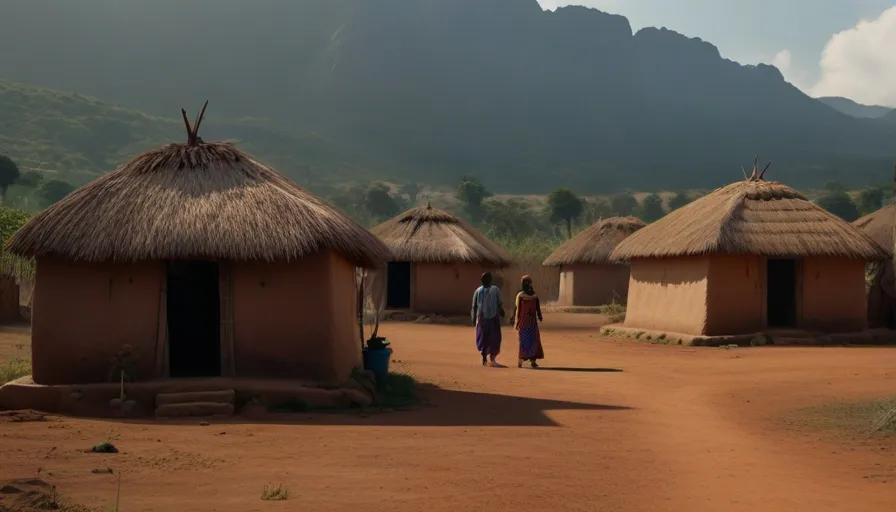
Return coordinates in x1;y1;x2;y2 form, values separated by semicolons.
766;258;797;328
386;262;412;309
167;261;221;377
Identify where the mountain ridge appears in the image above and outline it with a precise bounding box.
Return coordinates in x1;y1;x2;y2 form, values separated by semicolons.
0;0;893;192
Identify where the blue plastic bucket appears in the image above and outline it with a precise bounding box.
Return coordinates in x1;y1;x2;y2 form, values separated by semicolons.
362;347;393;384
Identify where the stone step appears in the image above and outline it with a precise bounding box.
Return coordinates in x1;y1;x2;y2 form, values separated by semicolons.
155;389;235;407
154;402;235;418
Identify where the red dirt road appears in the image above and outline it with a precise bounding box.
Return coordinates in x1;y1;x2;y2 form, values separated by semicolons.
1;314;895;511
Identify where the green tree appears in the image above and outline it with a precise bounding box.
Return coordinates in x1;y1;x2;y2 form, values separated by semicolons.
816;191;860;222
484;199;539;238
399;182;423;205
610;193;638;217
857;186;884;214
0;206;30;242
328;183;369;223
16;170;44;189
667;191;691;211
579;197;614;225
0;155;21;204
37;179;75;207
545;188;584;238
363;182;400;220
455;175;492;222
638;193;666;222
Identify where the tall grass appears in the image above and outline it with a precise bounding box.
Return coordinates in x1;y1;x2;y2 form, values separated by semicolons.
0;356;30;384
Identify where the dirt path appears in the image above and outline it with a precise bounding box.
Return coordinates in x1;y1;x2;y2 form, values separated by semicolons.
1;314;894;511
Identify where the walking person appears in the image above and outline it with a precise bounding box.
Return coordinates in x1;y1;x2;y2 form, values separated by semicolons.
472;272;505;367
511;275;544;368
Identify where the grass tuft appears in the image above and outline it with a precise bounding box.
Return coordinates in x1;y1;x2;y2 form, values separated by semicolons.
378;371;420;409
89;442;119;454
261;483;291;501
0;356;30;385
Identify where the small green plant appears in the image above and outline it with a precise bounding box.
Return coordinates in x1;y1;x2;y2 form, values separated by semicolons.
0;356;30;384
89;442;118;454
107;344;138;383
261;483;291;501
378;372;419;409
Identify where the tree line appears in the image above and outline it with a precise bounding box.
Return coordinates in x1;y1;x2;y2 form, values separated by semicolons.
325;175;888;242
0;149;886;243
0;154;76;210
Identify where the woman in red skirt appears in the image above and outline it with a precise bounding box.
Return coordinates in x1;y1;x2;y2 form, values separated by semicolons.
511;275;544;368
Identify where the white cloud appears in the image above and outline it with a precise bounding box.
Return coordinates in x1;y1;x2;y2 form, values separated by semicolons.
770;49;792;71
775;6;896;106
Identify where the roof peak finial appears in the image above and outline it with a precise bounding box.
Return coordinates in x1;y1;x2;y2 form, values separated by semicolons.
180;100;209;146
426;201;432;209
744;154;771;181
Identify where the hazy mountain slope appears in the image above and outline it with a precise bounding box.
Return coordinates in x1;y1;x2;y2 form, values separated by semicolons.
1;0;894;192
0;80;381;187
818;97;893;118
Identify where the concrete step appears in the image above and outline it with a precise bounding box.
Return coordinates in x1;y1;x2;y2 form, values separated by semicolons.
155;389;235;407
154;402;235;418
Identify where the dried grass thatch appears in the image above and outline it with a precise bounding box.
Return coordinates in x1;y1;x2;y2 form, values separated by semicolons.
542;216;645;266
611;176;891;262
371;204;513;266
6;132;391;268
853;203;896;250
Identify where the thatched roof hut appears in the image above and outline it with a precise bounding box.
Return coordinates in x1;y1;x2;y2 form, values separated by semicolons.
853;203;896;251
544;216;645;266
371;204;512;266
611;180;888;262
7;143;389;267
608;162;891;339
7;105;391;391
543;217;645;306
854;203;896;329
370;204;512;313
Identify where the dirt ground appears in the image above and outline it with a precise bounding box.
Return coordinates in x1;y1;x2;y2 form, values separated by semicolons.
1;313;895;512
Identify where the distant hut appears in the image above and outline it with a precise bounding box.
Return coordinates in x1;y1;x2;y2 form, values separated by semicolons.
543;216;645;306
5;106;390;386
610;161;890;338
371;204;513;314
853;203;896;328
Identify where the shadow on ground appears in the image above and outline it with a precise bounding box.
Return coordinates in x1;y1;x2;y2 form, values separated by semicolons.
108;386;631;428
532;367;623;373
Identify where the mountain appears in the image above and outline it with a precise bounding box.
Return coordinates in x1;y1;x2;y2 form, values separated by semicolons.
1;0;894;193
0;80;382;188
818;97;893;119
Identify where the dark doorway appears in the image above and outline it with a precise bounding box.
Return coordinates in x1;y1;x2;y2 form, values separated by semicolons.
167;261;221;377
386;262;412;309
766;258;797;328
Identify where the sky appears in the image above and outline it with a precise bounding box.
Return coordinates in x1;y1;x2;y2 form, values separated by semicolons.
537;0;896;107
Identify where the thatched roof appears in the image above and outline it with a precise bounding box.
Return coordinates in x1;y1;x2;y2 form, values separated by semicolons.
371;204;513;266
6;112;391;268
611;178;891;261
853;203;896;250
543;216;645;266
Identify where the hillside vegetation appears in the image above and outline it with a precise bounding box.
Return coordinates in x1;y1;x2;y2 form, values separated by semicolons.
0;80;383;188
2;0;896;192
